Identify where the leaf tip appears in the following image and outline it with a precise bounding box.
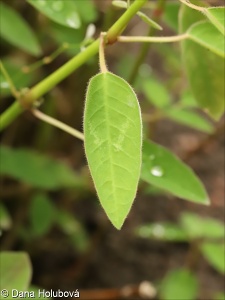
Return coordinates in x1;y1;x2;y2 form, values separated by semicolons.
111;218;124;230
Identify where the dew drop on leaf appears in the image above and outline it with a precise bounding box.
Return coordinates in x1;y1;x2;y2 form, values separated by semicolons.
150;166;164;177
66;13;80;28
152;224;165;237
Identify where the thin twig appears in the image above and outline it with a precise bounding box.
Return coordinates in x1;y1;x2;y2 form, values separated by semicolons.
128;0;166;84
32;109;84;141
22;44;69;74
99;32;108;73
0;61;19;98
178;0;204;12
118;33;188;43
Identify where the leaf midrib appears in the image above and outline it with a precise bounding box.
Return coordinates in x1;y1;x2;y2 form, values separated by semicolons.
103;73;118;222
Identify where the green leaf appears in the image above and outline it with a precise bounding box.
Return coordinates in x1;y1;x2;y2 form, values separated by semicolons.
180;5;225;120
180;212;225;239
30;193;56;237
137;11;162;30
27;0;81;29
166;107;214;133
141;140;209;204
57;210;89;252
0;2;41;56
84;72;142;229
179;90;198;108
160;268;198;300
200;242;225;274
204;7;225;35
0;252;32;290
112;1;127;9
163;2;180;32
112;0;162;30
0;146;85;190
50;23;85;56
187;21;225;58
214;292;225;300
142;78;171;109
137;222;189;241
0;58;35;97
74;0;97;23
0;203;12;230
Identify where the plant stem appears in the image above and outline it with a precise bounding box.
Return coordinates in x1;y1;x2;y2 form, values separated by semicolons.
99;33;108;73
0;61;19;98
0;102;23;129
179;0;204;12
22;44;69;74
32;109;84;141
0;0;147;131
29;40;99;101
118;33;188;43
107;0;148;43
128;0;165;84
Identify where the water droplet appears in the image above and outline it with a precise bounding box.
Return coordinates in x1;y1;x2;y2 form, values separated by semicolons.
150;166;163;177
85;24;96;39
0;82;9;89
149;154;155;160
38;0;46;6
52;1;63;11
152;224;165;237
66;13;80;28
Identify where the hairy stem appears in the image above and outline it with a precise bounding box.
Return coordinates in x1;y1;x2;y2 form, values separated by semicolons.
179;0;204;12
0;0;147;131
32;109;84;141
118;33;188;43
99;33;108;73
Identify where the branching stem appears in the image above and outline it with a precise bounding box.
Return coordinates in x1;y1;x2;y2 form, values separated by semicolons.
99;33;108;73
0;0;147;131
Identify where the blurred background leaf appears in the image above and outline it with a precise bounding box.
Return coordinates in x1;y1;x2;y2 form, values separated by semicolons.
180;212;225;240
180;3;225;120
141;140;209;204
159;268;198;300
0;203;12;231
0;146;86;190
0;252;32;290
29;193;57;237
0;58;35;97
27;0;81;29
56;210;89;253
200;242;225;274
136;222;188;242
204;7;225;35
0;2;41;56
